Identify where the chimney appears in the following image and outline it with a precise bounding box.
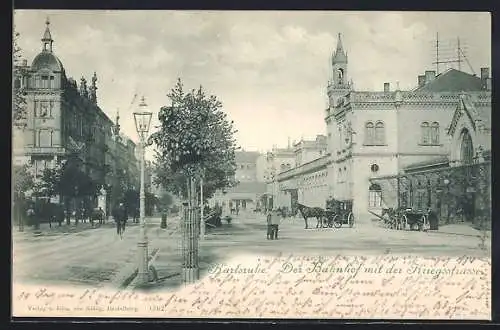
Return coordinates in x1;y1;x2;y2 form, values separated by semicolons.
22;59;28;67
425;71;436;84
486;78;492;91
384;83;390;92
418;75;426;87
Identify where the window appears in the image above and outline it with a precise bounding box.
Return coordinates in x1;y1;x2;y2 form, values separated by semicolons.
421;122;430;145
415;190;426;210
38;129;52;147
41;75;49;89
460;129;474;165
431;122;439;145
375;121;385;145
365;122;375;145
337;69;344;85
368;183;382;208
49;101;54;117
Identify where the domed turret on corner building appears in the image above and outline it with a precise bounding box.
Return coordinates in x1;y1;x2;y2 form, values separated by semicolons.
12;18;124;211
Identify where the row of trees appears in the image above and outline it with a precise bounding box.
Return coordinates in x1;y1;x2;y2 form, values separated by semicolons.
13;27;27;129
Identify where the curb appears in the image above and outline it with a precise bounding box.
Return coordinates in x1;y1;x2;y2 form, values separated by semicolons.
425;230;490;239
120;247;161;290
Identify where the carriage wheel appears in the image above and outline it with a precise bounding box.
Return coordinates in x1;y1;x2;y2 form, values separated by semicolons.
391;218;397;230
332;215;342;228
348;212;354;228
419;215;426;231
322;215;328;228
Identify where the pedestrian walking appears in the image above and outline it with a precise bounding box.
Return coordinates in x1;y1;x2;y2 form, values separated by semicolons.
270;208;281;240
26;205;35;227
113;203;127;239
266;210;273;240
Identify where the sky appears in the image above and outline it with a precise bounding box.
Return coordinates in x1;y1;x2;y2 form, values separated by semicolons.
14;10;491;158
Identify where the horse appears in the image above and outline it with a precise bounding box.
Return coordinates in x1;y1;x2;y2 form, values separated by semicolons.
296;203;325;229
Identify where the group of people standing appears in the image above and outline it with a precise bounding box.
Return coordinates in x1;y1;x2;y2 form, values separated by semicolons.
266;209;282;240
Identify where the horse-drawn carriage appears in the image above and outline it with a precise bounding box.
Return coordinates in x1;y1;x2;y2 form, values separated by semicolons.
297;199;354;229
379;207;430;231
325;199;354;229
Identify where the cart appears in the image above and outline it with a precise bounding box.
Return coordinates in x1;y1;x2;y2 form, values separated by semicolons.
324;199;354;228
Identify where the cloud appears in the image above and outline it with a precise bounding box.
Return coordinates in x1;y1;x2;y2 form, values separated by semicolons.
14;10;491;154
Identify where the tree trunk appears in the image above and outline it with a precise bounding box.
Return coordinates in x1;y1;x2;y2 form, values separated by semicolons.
182;175;200;284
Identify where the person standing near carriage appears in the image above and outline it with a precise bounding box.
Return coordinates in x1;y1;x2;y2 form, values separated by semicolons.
270;209;281;240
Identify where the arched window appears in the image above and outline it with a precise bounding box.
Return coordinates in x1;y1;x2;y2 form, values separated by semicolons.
431;122;439;145
368;183;382;208
421;122;430;145
460;129;474;165
375;121;385;145
365;122;374;145
337;69;344;85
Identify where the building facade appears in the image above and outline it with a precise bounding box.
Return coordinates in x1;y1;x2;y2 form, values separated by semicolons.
270;33;491;223
12;19;139;211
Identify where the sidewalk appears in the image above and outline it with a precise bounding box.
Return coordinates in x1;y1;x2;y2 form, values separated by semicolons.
430;223;491;238
11;216;148;239
129;213;267;292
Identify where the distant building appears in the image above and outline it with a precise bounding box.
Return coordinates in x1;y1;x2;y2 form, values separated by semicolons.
272;137;330;209
210;150;267;212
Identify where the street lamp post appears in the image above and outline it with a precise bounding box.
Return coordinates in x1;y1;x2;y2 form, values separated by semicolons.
133;96;153;285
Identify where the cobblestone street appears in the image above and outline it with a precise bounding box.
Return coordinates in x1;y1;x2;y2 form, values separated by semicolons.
13;211;489;291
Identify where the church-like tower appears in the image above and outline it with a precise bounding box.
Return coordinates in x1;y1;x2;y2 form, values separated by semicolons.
327;33;352;108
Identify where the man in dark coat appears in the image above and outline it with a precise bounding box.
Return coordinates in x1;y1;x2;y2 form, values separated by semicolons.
113;203;127;237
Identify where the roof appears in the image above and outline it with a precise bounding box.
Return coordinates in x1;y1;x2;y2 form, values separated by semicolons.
404;156;450;171
413;69;483;93
235;151;260;163
229;181;267;194
31;52;64;72
332;33;347;63
460;93;491;129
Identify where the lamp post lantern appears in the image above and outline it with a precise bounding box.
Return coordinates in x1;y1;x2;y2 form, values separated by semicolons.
133;96;153;285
